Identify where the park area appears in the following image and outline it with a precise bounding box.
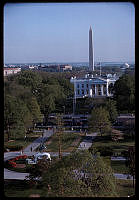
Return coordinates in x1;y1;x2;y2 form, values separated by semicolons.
89;131;135;196
4;129;135;197
41;131;84;152
4;131;44;152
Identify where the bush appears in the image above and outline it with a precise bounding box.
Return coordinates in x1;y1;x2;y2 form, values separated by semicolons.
8;160;16;168
121;150;128;158
97;146;113;157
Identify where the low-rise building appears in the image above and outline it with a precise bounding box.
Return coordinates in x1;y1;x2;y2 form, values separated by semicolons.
4;67;21;76
47;114;89;131
60;65;72;71
116;114;135;126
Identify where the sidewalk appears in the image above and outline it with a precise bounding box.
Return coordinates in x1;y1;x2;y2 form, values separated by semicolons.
23;129;53;154
77;132;98;151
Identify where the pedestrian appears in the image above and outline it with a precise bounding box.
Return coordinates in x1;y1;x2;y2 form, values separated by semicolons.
31;146;32;152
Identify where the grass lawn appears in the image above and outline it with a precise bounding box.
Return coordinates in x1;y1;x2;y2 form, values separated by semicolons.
111;160;129;174
4;179;135;197
116;179;135;197
102;157;130;174
4;180;43;197
44;132;84;152
92;133;135;155
4;131;43;151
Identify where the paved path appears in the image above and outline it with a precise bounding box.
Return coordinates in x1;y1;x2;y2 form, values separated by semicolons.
77;132;98;151
23;129;53;154
114;173;133;180
111;156;126;161
4;168;29;180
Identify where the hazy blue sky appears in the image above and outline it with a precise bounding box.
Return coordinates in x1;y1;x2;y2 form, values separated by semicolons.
4;2;135;64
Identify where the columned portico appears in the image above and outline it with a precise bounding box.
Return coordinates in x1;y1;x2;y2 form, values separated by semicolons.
101;85;104;96
70;74;117;99
106;82;109;96
95;84;97;96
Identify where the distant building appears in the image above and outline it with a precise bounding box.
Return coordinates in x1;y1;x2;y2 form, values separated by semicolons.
116;114;135;126
60;65;72;71
120;63;130;70
47;113;89;131
4;67;21;76
70;74;118;98
38;64;72;72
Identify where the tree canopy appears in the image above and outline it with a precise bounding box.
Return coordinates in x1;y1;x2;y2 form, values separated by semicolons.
4;70;74;140
89;107;111;136
113;74;135;113
104;99;118;123
27;150;117;197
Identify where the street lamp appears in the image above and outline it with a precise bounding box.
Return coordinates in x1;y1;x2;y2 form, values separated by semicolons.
73;78;76;115
63;106;65;115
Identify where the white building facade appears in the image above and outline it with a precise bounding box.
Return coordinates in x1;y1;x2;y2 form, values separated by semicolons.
70;74;118;98
4;67;21;76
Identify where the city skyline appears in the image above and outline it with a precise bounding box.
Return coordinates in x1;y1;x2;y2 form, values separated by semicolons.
4;3;135;64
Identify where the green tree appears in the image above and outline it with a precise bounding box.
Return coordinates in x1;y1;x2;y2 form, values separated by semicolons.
4;94;32;140
39;150;117;197
55;114;64;159
104;99;118;123
79;151;117;197
125;146;135;188
37;82;66;122
37;84;56;123
16;70;42;93
89;107;111;136
28;97;43;129
4;95;18;141
113;74;135;112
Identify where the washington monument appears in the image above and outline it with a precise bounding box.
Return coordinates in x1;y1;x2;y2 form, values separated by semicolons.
89;26;94;71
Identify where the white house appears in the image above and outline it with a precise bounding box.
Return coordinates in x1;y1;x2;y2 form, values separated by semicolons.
70;74;118;98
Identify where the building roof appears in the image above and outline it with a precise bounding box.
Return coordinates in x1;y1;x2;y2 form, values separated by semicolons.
4;67;21;70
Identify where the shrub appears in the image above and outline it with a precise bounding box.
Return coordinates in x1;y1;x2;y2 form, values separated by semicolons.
97;146;113;157
8;161;16;168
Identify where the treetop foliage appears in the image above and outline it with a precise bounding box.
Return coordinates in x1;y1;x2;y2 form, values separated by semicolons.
4;70;74;140
89;107;111;136
27;150;117;197
113;74;135;112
